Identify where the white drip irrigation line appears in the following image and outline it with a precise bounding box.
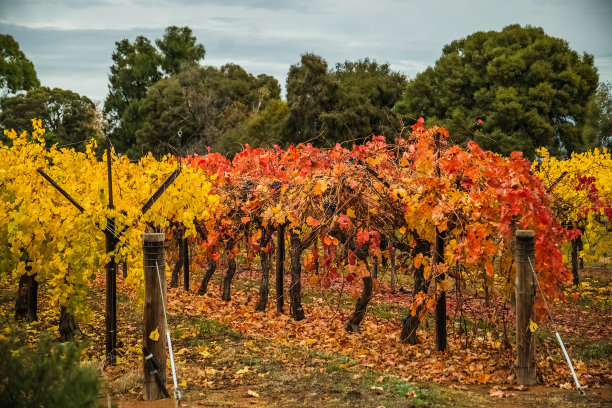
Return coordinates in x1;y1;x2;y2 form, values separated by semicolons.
528;258;586;396
155;260;181;404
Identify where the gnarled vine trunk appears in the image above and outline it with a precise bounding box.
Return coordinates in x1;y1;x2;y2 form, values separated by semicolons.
171;233;183;288
197;261;217;295
346;274;373;332
289;231;305;321
276;224;285;313
571;235;581;286
221;238;237;301
401;265;426;344
256;226;273;312
15;272;38;322
401;239;431;344
59;306;80;341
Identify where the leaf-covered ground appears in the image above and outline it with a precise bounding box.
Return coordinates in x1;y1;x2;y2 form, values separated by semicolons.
1;265;610;407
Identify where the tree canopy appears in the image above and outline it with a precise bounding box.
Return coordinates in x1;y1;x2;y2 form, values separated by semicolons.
285;54;406;146
0;86;99;149
584;81;612;150
127;64;281;157
103;26;205;154
0;34;39;99
395;24;599;159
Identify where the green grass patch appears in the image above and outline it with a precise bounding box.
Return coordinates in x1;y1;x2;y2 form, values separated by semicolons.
369;301;401;319
578;341;612;361
241;356;262;366
196;319;243;340
325;353;357;372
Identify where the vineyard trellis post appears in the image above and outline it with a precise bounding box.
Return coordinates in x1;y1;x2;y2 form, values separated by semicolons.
37;149;181;366
434;130;447;352
105;148;118;365
142;232;168;400
515;229;537;385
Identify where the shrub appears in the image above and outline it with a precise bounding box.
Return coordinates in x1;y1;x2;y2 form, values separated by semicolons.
0;323;100;408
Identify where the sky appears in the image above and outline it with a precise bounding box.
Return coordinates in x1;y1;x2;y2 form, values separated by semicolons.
1;0;611;104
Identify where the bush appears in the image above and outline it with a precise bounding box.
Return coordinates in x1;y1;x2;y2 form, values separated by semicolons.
0;323;100;408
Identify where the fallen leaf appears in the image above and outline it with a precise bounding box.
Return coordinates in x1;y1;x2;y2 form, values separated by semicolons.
247;390;260;398
477;373;491;384
149;328;159;341
489;388;509;398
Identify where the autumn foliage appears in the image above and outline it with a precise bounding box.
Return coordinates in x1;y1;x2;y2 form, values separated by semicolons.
2;117;607;345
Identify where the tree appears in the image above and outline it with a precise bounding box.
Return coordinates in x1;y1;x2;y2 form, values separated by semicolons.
0;34;39;99
321;59;406;144
584;81;612;150
104;27;208;155
103;36;161;152
396;25;599;158
285;53;338;144
0;86;98;149
215;99;288;155
129;64;281;157
156;26;205;76
285;54;406;146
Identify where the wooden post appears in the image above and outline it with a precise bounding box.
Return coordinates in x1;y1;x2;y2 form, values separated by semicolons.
105;148;118;366
433;130;447;352
515;229;537;385
434;231;446;351
143;233;167;400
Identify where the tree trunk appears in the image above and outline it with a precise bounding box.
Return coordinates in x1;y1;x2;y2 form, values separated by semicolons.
346;276;373;332
222;239;237;301
571;236;580;286
122;261;128;279
389;248;397;294
289;231;305;321
183;237;189;292
171;237;183;289
197;261;217;295
256;249;271;311
401;265;426;344
59;306;80;341
256;227;273;311
276;224;285;313
15;272;38;322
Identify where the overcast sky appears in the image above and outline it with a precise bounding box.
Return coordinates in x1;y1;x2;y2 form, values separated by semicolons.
1;0;611;104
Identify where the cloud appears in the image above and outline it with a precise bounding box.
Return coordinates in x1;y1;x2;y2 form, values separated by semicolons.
0;0;610;102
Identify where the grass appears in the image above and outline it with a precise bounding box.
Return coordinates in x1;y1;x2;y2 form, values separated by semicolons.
368;301;402;319
578;340;612;362
196;318;243;340
325;353;357;373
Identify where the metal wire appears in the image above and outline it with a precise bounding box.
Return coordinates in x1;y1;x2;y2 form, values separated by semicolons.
528;257;586;396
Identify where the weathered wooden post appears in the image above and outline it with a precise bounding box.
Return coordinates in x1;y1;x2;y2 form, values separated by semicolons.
434;231;446;352
143;233;167;400
515;229;537;385
105;148;118;365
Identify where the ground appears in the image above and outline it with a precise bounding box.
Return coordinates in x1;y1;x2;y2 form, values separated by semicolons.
1;263;610;407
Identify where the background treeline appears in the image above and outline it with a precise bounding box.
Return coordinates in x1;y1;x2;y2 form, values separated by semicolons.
1;24;611;159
